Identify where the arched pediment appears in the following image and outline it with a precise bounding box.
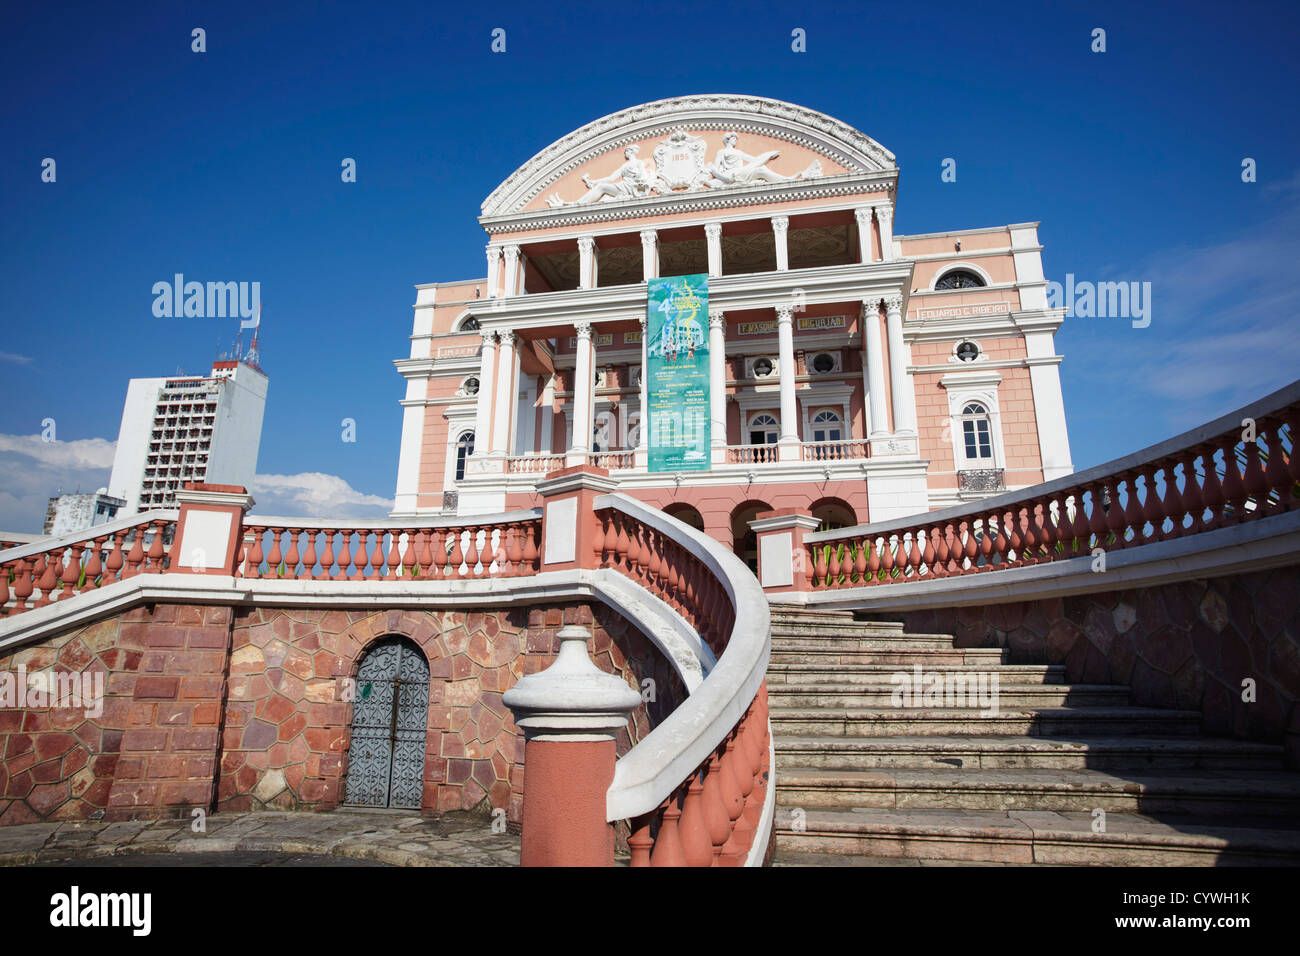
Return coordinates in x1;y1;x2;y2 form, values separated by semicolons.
481;94;897;221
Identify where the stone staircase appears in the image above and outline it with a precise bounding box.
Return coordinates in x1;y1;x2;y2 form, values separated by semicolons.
768;606;1300;866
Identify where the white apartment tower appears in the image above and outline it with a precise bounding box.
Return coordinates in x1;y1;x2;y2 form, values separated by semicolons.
107;360;269;513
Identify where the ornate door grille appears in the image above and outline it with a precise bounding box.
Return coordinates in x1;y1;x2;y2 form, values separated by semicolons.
343;638;430;809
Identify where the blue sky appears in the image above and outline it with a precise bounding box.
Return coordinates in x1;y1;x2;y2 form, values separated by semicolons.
2;0;1297;532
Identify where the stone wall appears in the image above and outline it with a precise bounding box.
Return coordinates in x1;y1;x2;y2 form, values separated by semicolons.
0;598;684;826
887;565;1300;764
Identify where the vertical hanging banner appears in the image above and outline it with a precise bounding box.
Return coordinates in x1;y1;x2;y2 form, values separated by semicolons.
647;273;710;472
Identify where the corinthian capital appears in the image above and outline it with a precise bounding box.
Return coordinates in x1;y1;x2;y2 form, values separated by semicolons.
575;322;592;340
883;293;904;315
709;309;726;332
640;229;657;249
577;237;596;254
776;306;794;324
771;216;789;235
854;207;874;226
480;330;496;347
704;222;723;241
498;330;515;347
874;202;894;224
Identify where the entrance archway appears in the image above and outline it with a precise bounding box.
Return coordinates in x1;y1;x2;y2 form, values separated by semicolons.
730;500;773;572
810;497;857;531
343;637;430;809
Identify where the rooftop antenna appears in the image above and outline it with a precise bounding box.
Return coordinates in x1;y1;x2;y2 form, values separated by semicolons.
243;302;263;369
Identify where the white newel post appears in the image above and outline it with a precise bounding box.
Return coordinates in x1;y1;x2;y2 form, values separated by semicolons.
568;323;594;464
863;299;888;438
776;306;800;460
876;201;895;262
705;222;722;277
640;230;658;281
709;309;727;463
854;207;875;263
491;331;516;456
884;294;916;436
772;216;790;271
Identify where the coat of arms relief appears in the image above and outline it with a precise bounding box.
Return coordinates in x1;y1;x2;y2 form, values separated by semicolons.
545;130;822;207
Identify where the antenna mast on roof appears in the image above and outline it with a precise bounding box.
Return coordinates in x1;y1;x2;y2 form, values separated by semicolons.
243;302;263;369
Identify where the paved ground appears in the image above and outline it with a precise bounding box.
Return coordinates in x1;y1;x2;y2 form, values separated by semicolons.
0;809;521;867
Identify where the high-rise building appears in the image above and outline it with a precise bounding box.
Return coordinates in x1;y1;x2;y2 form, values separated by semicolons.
107;360;269;513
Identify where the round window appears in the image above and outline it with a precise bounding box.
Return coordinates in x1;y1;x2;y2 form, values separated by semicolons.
955;341;980;363
464;377;480;396
753;358;774;377
811;352;836;373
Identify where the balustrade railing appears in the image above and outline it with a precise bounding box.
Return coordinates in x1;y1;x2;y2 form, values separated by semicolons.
504;454;564;474
725;444;778;465
233;514;542;581
0;513;176;617
801;439;870;462
589;451;636;471
592;495;772;866
803;381;1298;589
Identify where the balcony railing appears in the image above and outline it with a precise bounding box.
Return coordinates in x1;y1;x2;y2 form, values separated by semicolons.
725;444;778;464
589;450;635;470
504;453;565;474
801;439;870;462
958;468;1005;492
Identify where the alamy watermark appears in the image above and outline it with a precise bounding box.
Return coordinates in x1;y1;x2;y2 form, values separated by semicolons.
1046;273;1151;328
890;664;1000;716
0;665;104;718
151;275;260;319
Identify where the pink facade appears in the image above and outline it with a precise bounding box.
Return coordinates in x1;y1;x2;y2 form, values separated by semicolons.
391;96;1074;560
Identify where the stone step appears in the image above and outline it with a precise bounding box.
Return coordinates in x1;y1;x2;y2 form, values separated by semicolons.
770;648;1008;666
767;606;863;623
774;767;1300;816
767;684;1131;709
772;734;1287;771
766;664;1066;686
768;707;1203;737
771;633;960;650
773;807;1300;865
769;622;914;638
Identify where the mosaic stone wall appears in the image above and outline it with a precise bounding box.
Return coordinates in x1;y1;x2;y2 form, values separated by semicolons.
889;565;1300;765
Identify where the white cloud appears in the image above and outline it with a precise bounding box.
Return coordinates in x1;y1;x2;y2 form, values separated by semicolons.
247;472;393;518
0;352;33;365
0;434;117;534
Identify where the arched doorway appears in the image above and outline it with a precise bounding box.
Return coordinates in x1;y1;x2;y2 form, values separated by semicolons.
730;500;773;572
810;497;857;532
343;637;430;809
664;502;705;533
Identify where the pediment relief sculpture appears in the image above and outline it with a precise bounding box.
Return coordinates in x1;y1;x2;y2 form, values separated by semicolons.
546;129;822;208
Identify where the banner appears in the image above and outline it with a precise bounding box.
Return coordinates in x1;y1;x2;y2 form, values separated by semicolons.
646;274;710;472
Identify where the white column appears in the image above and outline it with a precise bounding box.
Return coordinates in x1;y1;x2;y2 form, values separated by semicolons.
854;208;875;264
503;245;521;299
884;294;916;435
863;299;888;438
486;246;503;297
540;375;556;455
516;251;528;295
705;222;722;277
491;331;516;455
876;201;895;262
771;216;789;271
640;230;658;281
568;323;594;461
392;376;427;515
635;317;649;467
473;331;498;451
578;237;597;289
1024;327;1075;480
776;306;799;459
709;309;726;460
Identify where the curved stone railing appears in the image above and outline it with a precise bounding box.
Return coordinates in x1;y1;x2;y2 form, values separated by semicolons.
802;380;1297;589
234;513;543;580
592;493;773;867
0;511;177;616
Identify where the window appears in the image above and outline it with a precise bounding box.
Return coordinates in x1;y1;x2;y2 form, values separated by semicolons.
810;351;838;374
811;410;842;443
461;316;480;331
960;403;993;461
463;377;480;396
955;340;981;363
454;431;475;480
752;357;775;378
749;413;779;445
935;269;986;290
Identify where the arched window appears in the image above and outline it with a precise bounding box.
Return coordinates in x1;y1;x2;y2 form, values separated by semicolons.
459;316;480;331
749;413;779;445
811;410;843;443
935;269;986;291
454;431;475;480
960;403;993;462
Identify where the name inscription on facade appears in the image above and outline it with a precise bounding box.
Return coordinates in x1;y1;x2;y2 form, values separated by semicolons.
737;315;847;335
915;302;1010;321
